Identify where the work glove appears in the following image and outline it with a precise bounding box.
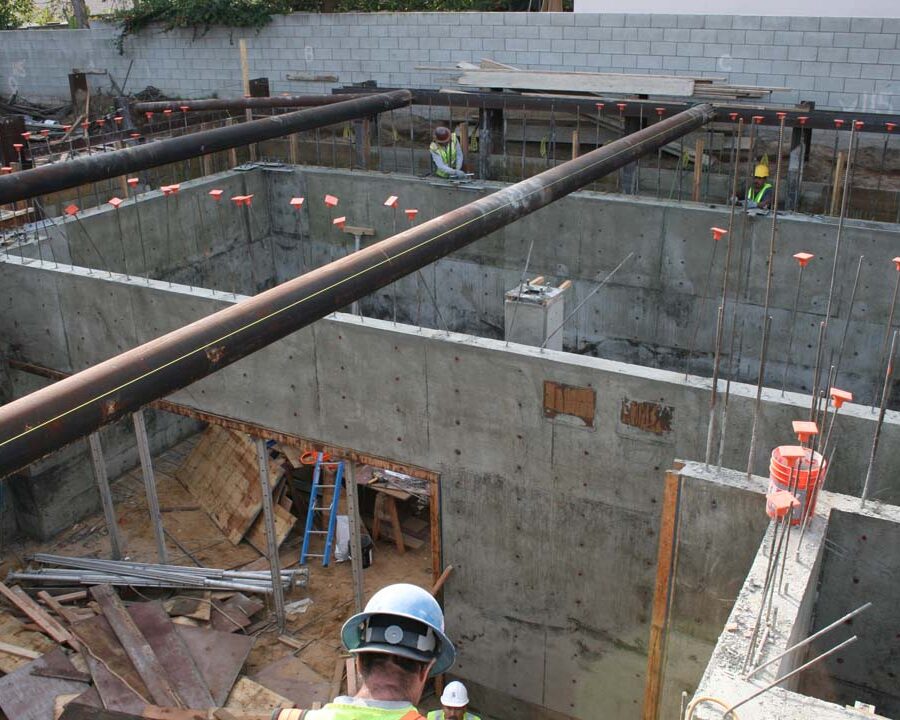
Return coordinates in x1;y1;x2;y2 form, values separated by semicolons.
452;169;468;179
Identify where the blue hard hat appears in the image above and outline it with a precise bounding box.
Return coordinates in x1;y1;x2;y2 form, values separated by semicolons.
341;583;456;677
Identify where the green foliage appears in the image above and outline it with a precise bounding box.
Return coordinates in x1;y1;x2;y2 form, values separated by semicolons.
0;0;36;28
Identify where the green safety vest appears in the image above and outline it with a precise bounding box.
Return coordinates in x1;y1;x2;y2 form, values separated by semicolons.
276;704;425;720
429;134;459;178
426;712;481;720
747;183;773;205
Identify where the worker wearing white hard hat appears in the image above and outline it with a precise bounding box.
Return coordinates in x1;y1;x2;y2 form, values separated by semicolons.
426;681;481;720
272;583;455;720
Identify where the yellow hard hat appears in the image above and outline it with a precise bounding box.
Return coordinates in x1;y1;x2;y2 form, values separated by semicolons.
754;164;769;178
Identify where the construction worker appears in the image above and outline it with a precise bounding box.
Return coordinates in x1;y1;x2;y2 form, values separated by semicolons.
426;681;480;720
744;162;774;210
273;583;456;720
429;126;467;180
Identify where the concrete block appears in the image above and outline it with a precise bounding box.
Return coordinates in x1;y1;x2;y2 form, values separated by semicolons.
611;27;639;40
701;43;731;58
514;25;539;39
584;53;613;67
689;29;720;43
601;40;625;54
833;32;866;48
731;44;761;59
625;14;651;27
599;14;625;27
864;33;897;49
847;47;880;63
438;37;461;50
786;74;817;91
788;45;818;61
563;25;588;40
636;55;663;69
744;30;774;45
663;28;691;42
624;40;650;54
761;16;791;30
850;18;883;33
733;16;762;30
830;62;862;78
843;78;876;93
819;17;852;32
705;16;733;29
773;30;803;45
539;25;564;39
636;27;664;41
860;64;893;80
460;38;482;51
662;55;690;70
610;54;637;68
676;42;703;56
480;12;505;24
575;39;601;54
551;38;576;53
505;38;528;51
650;41;676;55
788;16;820;31
742;59;773;74
550;13;575;25
688;56;716;71
676;15;705;29
828;92;862;109
802;31;834;46
880;48;900;63
813;76;845;92
800;60;831;77
650;14;679;28
528;38;552;51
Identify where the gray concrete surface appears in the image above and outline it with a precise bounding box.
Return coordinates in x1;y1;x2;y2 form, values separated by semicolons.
2;14;900;112
2;258;900;717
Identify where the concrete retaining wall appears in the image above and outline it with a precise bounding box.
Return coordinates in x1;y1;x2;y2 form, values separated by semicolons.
2;258;900;717
2;13;899;112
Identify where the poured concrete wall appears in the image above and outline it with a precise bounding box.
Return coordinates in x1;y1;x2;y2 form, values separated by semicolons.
2;14;900;112
270;167;900;407
3;258;900;717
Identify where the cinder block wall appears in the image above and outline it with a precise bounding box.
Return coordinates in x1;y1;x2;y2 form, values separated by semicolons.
1;13;899;112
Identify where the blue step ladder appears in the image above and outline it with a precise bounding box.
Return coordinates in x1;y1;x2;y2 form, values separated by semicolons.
299;453;344;567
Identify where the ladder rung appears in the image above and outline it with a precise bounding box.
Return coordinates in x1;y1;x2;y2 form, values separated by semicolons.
305;553;325;558
307;530;328;534
313;506;334;511
317;484;337;488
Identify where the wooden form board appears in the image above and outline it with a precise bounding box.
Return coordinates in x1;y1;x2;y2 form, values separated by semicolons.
0;612;55;673
250;655;330;707
176;426;282;544
175;625;254;706
456;69;696;97
245;502;296;556
224;677;293;712
0;653;89;720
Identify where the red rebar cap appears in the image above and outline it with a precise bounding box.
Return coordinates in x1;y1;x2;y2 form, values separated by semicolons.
96;119;106;127
130;132;141;139
20;132;31;140
231;194;253;207
290;197;304;209
163;109;173;116
114;116;123;124
887;122;897;132
798;116;809;125
728;112;738;121
656;107;667;117
64;204;79;216
834;119;845;128
0;167;11;175
180;105;190;112
127;177;139;187
333;216;346;230
854;120;864;130
596;103;605;110
405;208;419;221
752;115;764;124
616;102;627;111
768;489;800;517
209;189;224;200
384;195;399;208
108;197;123;209
830;387;853;409
711;227;728;242
792;420;819;443
779;445;807;464
145;112;154;119
893;256;900;271
40;129;50;136
776;112;787;120
81;121;90;130
12;143;23;151
793;252;814;267
324;194;339;207
63;125;72;132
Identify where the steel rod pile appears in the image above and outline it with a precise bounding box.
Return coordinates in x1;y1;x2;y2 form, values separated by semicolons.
9;554;307;595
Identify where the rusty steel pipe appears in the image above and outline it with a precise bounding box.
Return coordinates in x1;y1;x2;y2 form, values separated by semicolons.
0;90;411;205
132;95;348;113
0;103;714;477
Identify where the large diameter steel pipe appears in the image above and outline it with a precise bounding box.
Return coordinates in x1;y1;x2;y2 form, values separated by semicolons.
0;90;411;205
0;103;714;477
133;96;349;113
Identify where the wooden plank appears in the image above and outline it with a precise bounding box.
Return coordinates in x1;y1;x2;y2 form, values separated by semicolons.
244;501;296;556
0;654;89;720
127;601;215;709
345;658;358;696
692;138;704;202
39;590;83;626
224;677;293;712
456;69;696;97
71;615;152;711
0;581;75;646
176;625;254;706
30;647;91;682
250;655;330;707
55;693;82;720
0;638;41;658
640;469;682;720
164;593;212;623
90;585;181;708
176;426;274;544
830;151;845;215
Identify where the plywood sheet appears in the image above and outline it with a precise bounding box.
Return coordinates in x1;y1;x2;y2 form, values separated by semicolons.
245;502;297;555
250;655;330;708
0;653;89;720
224;677;292;712
176;426;280;544
456;69;696;97
176;625;254;706
0;612;55;673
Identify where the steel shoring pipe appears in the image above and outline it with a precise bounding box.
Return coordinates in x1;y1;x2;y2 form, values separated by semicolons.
132;96;348;113
0;91;413;206
0;104;714;478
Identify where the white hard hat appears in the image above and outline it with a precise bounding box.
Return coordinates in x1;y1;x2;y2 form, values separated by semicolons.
441;681;469;707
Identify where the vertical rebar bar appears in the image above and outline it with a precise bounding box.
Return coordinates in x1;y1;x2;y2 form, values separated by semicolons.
780;261;808;395
861;329;898;505
833;255;863;381
746;316;772;479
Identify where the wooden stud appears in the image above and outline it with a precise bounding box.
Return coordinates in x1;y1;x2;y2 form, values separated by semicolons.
692;139;704;202
0;581;74;647
0;640;41;659
571;129;579;160
830;151;845;215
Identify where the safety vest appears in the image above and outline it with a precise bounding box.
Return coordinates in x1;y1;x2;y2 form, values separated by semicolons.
429;134;459;178
274;705;425;720
426;712;481;720
747;183;773;205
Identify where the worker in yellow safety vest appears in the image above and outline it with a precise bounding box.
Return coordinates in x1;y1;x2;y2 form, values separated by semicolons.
272;583;456;720
745;163;774;210
426;681;481;720
429;126;467;180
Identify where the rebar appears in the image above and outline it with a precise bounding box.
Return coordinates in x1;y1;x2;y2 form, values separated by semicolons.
861;329;898;505
745;316;773;479
833;255;864;380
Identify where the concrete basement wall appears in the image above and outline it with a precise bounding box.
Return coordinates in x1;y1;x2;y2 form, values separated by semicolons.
2;259;900;717
2;14;900;112
268;167;900;408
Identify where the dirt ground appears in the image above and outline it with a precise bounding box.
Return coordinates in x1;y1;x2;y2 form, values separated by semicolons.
0;432;437;706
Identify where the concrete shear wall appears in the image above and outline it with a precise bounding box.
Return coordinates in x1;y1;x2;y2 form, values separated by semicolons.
2;259;900;717
1;14;900;111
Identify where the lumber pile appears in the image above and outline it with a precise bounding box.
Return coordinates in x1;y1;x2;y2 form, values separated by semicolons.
0;581;330;719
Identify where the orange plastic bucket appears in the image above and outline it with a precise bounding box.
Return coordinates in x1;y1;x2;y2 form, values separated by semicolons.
767;445;826;525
